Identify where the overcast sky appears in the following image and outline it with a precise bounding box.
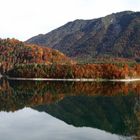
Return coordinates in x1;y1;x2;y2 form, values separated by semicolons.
0;0;140;41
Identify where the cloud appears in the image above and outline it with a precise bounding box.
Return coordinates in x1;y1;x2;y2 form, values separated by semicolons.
0;0;139;41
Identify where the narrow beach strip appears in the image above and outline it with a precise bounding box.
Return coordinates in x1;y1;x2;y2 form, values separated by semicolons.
7;77;140;82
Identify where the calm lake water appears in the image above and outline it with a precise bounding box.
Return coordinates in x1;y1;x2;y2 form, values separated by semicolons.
0;79;140;140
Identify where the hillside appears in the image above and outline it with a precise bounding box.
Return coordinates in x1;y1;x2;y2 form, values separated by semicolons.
26;11;140;63
0;38;74;73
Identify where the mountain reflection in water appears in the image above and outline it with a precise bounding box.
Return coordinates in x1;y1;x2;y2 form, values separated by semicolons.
0;79;140;139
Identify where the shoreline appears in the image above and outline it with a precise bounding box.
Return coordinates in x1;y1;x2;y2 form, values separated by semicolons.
6;77;140;82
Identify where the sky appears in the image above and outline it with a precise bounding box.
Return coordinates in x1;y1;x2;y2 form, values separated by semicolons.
0;0;140;41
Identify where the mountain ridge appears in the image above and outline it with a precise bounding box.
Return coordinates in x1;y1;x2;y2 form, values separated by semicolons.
26;11;140;63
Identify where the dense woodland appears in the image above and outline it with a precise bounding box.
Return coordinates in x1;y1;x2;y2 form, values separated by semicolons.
7;63;140;79
1;38;140;79
0;38;75;74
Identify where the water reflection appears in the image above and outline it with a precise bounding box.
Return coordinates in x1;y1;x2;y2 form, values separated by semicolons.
0;108;131;140
0;79;140;139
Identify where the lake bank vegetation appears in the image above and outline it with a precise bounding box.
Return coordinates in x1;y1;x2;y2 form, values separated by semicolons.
7;63;140;79
1;38;140;80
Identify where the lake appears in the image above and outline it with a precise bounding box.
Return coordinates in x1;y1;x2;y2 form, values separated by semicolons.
0;79;139;140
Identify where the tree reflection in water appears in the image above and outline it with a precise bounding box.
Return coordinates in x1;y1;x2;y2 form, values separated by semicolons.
0;79;140;138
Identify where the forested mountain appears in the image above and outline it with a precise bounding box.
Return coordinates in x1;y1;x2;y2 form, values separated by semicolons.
26;11;140;62
0;38;74;73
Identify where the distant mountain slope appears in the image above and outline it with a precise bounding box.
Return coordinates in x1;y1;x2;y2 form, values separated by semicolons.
26;11;140;62
0;38;74;73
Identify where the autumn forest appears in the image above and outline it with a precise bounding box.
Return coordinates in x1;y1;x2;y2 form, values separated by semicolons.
0;38;139;79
